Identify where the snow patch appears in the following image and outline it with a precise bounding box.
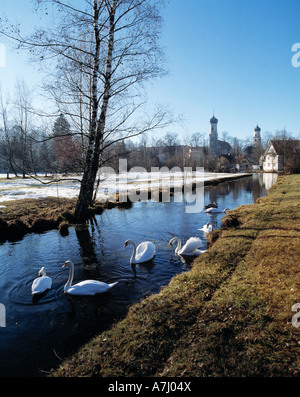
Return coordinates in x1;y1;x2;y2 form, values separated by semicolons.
0;172;247;203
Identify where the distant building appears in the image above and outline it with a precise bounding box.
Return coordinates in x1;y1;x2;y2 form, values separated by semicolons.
216;154;235;172
243;124;263;166
209;115;231;156
261;139;300;172
234;155;252;172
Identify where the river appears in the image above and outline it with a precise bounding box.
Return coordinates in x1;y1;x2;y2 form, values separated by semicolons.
0;173;277;376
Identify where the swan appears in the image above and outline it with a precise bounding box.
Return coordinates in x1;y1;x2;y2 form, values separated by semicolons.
204;202;218;209
169;237;205;256
204;207;229;214
199;222;213;233
31;267;52;295
124;240;156;264
62;260;118;295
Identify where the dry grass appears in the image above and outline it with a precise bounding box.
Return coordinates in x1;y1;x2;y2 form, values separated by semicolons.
0;196;132;240
51;174;300;377
0;198;75;240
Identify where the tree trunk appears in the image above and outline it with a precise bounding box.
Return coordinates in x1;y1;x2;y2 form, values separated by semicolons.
74;0;116;221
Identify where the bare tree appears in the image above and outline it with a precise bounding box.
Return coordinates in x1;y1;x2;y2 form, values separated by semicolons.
0;86;16;177
1;0;170;220
190;132;204;147
230;137;242;156
13;80;33;178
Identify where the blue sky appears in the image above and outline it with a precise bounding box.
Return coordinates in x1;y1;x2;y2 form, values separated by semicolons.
1;0;300;142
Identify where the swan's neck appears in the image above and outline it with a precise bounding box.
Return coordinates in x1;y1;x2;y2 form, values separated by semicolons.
174;237;181;253
65;263;74;291
39;267;45;277
129;241;136;264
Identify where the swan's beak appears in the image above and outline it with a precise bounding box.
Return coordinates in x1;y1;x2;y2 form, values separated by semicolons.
123;242;128;248
62;263;66;268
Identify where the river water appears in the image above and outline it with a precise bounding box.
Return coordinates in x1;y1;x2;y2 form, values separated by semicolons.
0;173;277;377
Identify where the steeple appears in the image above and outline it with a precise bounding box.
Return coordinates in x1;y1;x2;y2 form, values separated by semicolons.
209;114;218;154
253;125;261;146
210;115;218;124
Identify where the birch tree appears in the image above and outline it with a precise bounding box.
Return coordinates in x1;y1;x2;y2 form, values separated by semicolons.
1;0;169;220
0;86;16;177
14;80;33;178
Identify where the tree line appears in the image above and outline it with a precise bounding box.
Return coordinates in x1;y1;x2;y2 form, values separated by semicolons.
0;89;83;177
0;86;297;178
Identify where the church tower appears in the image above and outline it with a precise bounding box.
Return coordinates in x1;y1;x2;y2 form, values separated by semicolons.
209;115;219;155
253;125;261;147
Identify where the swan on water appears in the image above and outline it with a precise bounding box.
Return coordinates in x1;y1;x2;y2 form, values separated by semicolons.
204;207;229;214
31;267;52;295
62;260;118;295
199;222;213;233
124;240;156;264
169;237;206;256
204;202;218;209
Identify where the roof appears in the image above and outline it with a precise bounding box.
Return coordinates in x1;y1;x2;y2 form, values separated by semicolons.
210;115;218;124
255;125;261;132
218;140;231;149
244;145;253;155
268;139;300;156
234;155;251;163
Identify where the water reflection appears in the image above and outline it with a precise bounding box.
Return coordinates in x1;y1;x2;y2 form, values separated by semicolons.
262;172;278;191
0;174;276;376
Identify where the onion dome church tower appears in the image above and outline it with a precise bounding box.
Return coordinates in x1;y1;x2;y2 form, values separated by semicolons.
209;115;219;154
253;125;261;147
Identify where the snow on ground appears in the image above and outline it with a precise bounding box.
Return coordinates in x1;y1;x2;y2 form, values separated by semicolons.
0;172;248;203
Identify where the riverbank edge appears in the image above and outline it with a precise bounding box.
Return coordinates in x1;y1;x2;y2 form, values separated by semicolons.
0;173;251;242
51;174;300;377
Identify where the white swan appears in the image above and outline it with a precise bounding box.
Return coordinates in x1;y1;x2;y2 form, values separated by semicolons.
124;240;156;264
204;207;229;214
204;202;218;209
31;267;52;295
169;237;205;256
62;260;118;295
199;222;213;233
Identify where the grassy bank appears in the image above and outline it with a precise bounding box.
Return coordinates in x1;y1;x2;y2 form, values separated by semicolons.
0;197;131;241
52;174;300;377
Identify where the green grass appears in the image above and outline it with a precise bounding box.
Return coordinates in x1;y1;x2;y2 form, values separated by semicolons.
51;174;300;377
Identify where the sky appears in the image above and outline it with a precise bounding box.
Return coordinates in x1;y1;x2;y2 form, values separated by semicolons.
1;0;300;143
